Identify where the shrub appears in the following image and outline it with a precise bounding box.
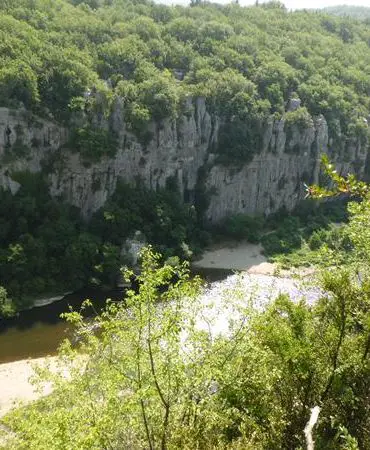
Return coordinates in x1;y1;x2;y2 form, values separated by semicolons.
0;286;15;317
69;126;118;164
220;214;264;242
308;229;330;250
216;120;263;165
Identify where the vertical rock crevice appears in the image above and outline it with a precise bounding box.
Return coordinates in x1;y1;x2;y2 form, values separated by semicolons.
0;100;367;222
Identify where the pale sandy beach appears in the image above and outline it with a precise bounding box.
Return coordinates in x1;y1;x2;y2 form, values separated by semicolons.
0;356;57;418
192;241;282;275
193;241;268;270
192;241;315;277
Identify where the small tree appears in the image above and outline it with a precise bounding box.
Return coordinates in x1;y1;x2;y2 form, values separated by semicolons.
0;286;14;317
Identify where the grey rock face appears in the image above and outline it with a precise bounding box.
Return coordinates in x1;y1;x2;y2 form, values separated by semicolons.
49;97;217;218
122;231;146;267
0;108;66;158
0;99;368;222
287;98;301;112
0;106;68;188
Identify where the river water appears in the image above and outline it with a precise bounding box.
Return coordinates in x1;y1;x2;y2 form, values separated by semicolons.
0;268;231;364
0;288;125;364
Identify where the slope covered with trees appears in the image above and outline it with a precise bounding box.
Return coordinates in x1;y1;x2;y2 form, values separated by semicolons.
1;0;370;138
0;174;205;314
2;2;370;446
322;5;370;20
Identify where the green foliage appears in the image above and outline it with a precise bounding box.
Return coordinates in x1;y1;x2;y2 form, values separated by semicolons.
0;174;103;308
0;286;15;317
90;181;208;260
0;0;369;151
69;125;118;164
216;119;263;164
211;198;348;262
218;214;264;242
0;61;39;109
285;106;313;132
260;199;349;263
270;158;370;268
4;249;238;449
0;174;207;314
322;5;370;20
261;216;303;255
137;69;180;121
309;155;370;199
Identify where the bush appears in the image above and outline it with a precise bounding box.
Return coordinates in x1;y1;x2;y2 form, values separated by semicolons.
90;181;206;261
220;214;264;242
69;126;118;164
308;229;330;250
284;106;313;131
216;120;263;165
261;216;302;256
0;286;15;317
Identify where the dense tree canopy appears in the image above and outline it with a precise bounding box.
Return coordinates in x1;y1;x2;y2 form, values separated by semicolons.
0;0;370;137
0;173;206;313
322;5;370;21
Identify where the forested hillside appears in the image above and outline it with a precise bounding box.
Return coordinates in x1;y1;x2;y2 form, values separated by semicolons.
322;5;370;20
2;0;370;312
1;0;370;134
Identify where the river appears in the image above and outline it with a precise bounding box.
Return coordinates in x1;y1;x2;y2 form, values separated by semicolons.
0;268;231;364
0;288;126;364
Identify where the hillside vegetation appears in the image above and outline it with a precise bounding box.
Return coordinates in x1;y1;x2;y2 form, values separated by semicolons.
322;5;370;20
2;3;370;447
1;0;370;138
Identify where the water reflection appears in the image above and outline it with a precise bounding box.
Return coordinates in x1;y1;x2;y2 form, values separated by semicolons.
0;288;124;364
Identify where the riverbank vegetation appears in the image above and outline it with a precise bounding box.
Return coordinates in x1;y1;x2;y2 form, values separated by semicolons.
0;168;346;317
0;173;207;315
2;164;370;448
215;197;348;260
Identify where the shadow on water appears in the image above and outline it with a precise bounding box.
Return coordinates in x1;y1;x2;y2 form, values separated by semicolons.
191;267;234;283
0;288;125;331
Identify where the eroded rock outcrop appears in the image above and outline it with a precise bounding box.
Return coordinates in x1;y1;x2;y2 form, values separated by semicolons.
0;99;368;222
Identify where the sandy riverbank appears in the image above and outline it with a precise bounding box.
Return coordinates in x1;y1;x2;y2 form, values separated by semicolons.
192;241;269;270
192;241;283;276
0;356;58;418
192;241;315;277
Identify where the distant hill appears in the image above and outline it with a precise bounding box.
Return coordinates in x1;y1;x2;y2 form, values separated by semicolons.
322;5;370;20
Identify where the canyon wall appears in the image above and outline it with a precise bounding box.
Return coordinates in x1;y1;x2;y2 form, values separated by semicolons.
0;99;367;222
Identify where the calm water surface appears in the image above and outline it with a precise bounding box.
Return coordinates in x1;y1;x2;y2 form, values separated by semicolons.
0;288;125;364
0;268;232;364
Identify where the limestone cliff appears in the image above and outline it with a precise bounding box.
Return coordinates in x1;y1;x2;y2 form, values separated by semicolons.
0;100;368;222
